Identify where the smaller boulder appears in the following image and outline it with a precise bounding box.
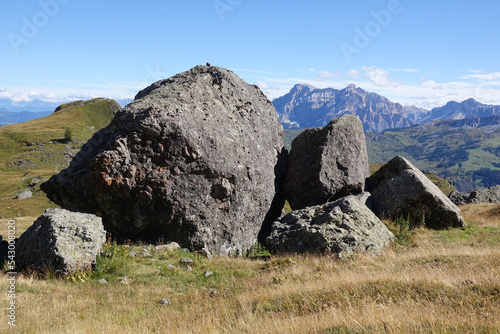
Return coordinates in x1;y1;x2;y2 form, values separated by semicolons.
265;194;394;257
155;242;181;253
15;190;33;200
15;208;106;274
159;298;171;306
283;115;370;210
118;277;130;284
449;186;500;206
367;156;466;229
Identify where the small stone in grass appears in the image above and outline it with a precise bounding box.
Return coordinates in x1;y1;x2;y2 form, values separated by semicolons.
158;299;171;306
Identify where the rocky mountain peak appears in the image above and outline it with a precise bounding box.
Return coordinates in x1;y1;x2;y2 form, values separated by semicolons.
273;84;415;132
289;84;315;95
427;98;499;121
463;97;478;103
342;84;360;94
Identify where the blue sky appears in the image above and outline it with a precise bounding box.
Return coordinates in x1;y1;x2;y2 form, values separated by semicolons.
1;0;500;109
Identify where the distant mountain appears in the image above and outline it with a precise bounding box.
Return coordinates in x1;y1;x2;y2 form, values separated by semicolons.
273;85;500;133
273;84;428;132
0;110;52;127
428;114;500;131
402;105;429;122
423;98;499;123
117;98;133;107
0;99;60;113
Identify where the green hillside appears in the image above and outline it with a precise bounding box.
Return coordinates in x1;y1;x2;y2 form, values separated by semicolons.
0;98;120;218
364;122;500;191
282;128;306;151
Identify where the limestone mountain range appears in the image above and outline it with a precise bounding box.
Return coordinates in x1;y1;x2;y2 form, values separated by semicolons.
273;84;499;132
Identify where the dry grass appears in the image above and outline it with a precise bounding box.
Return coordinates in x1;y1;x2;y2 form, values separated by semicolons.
461;203;500;228
1;204;499;333
0;216;37;238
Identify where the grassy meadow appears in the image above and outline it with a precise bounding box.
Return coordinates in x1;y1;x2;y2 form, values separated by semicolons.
1;203;499;333
0;99;118;218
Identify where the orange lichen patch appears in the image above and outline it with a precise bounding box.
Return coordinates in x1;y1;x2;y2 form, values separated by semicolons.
101;171;123;186
105;177;113;186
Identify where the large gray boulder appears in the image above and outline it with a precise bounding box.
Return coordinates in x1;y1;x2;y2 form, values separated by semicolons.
367;156;466;229
283;115;370;210
449;186;500;206
265;194;394;257
15;208;106;274
41;65;286;256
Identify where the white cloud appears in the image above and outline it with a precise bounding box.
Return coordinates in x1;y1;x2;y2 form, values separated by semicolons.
348;69;360;79
460;72;500;81
316;70;342;81
362;66;402;87
256;81;279;91
0;81;141;105
390;68;420;73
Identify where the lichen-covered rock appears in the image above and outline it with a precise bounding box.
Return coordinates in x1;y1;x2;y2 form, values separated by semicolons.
265;194;394;257
15;189;33;200
449;186;500;206
41;65;286;256
283;115;370;210
15;208;106;274
367;156;466;229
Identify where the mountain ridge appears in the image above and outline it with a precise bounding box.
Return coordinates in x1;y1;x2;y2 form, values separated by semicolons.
273;84;421;132
423;98;499;123
0;110;52;127
273;84;499;132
